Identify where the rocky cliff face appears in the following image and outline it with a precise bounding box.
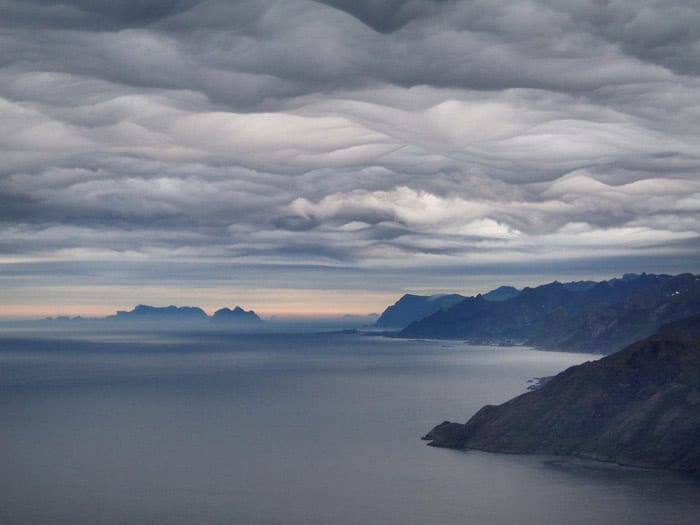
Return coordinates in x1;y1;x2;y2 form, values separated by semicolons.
374;293;465;329
423;315;700;474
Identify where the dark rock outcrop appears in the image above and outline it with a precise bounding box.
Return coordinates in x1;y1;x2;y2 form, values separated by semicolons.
422;315;700;474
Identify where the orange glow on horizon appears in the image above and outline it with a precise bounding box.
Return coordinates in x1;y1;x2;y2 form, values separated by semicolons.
0;290;395;320
0;304;382;320
0;303;122;319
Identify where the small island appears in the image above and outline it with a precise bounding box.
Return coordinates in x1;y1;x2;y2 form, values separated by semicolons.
44;304;265;327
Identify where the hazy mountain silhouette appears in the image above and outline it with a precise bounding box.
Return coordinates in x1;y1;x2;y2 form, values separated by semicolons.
211;306;262;324
105;304;262;326
374;293;466;329
111;304;208;321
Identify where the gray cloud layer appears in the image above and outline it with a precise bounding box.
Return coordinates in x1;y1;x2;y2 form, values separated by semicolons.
1;0;699;310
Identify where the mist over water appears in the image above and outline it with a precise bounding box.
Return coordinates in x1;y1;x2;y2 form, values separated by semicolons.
1;330;698;524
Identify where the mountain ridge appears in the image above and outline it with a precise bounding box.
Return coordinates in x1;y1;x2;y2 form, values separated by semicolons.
398;273;700;353
374;293;466;329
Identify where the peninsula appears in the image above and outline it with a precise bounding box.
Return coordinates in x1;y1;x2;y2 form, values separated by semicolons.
422;315;700;474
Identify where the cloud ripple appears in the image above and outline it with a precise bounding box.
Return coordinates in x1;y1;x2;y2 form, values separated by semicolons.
1;0;699;308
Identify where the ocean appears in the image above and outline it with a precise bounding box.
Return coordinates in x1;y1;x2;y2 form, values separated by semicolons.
1;329;698;524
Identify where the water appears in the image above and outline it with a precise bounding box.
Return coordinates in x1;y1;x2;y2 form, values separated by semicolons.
1;330;698;524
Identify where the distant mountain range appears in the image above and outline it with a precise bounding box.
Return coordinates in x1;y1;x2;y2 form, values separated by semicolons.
108;304;262;324
374;287;521;329
211;306;262;324
390;273;700;354
111;304;208;320
422;314;700;474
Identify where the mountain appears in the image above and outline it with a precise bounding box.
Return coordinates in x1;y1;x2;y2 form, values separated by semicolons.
108;304;263;326
111;304;208;321
422;315;700;474
375;287;520;330
533;273;700;352
398;273;700;353
374;293;465;329
561;280;597;292
481;286;520;302
211;306;262;324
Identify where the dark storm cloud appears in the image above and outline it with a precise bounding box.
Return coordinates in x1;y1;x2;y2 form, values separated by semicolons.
315;0;449;33
1;0;203;29
1;0;686;108
0;0;699;299
3;1;698;92
558;0;700;76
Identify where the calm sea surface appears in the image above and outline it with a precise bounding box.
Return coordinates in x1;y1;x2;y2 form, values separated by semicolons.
1;329;698;524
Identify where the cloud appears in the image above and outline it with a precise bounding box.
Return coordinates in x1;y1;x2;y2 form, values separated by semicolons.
1;0;204;30
0;0;699;313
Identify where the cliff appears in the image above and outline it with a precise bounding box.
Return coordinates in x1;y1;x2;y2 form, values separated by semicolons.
422;315;700;474
374;293;465;329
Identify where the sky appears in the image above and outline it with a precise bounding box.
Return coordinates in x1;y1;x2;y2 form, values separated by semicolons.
1;0;700;318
